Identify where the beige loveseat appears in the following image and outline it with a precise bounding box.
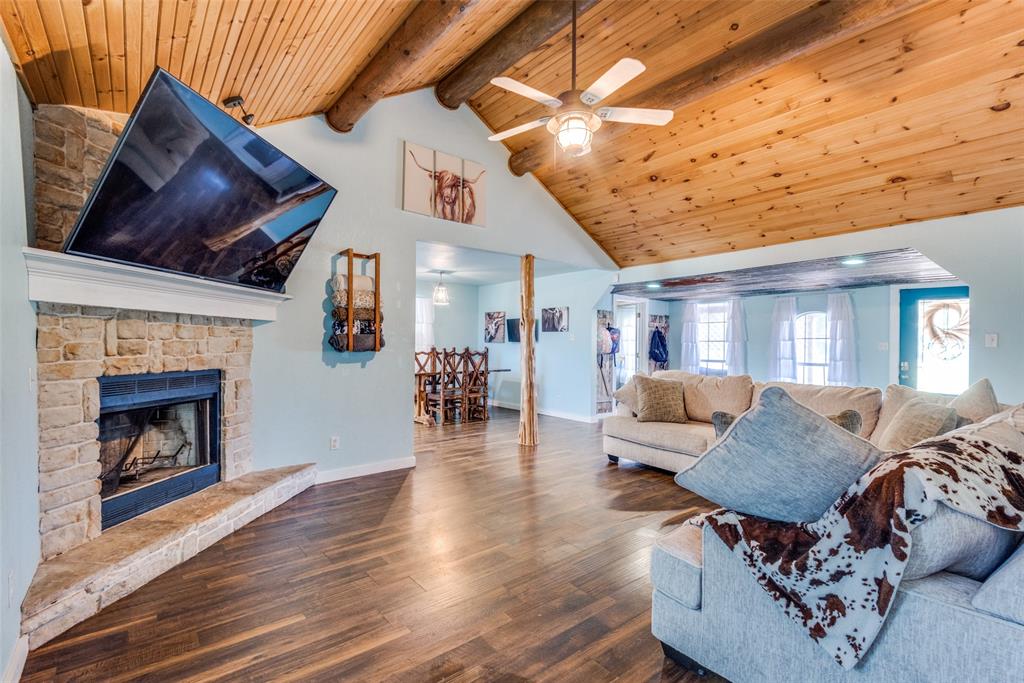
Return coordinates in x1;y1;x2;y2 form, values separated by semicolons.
603;371;888;473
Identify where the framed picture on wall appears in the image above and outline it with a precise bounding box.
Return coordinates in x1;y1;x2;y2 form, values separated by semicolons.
506;318;538;343
541;307;569;332
484;311;506;343
402;142;434;216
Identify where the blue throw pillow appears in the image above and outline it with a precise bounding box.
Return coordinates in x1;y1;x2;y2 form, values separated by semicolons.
675;387;884;523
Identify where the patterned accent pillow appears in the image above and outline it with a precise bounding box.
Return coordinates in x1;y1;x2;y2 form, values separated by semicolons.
633;375;687;423
711;409;863;438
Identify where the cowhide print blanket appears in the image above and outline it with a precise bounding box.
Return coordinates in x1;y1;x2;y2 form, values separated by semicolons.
700;413;1024;669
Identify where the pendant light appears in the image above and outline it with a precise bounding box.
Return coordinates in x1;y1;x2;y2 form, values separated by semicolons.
432;271;451;306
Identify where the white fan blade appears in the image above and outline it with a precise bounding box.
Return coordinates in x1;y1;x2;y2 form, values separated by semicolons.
596;107;673;126
490;77;562;108
488;117;552;142
581;58;646;106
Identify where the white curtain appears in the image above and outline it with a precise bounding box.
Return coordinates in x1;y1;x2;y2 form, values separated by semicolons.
827;293;858;386
680;302;701;373
414;297;435;351
725;299;747;375
770;297;797;382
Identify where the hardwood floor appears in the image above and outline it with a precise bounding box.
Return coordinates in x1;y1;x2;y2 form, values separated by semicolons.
22;409;718;682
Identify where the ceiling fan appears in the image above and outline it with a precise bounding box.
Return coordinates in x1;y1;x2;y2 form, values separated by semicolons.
487;1;673;158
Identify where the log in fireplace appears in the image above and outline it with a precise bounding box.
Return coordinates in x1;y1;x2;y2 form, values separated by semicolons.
98;369;222;528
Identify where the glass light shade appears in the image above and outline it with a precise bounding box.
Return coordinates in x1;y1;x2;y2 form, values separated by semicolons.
556;114;594;157
432;282;450;306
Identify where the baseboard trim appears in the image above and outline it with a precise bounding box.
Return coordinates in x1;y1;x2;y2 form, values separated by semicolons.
491;400;599;424
315;456;417;484
3;635;28;683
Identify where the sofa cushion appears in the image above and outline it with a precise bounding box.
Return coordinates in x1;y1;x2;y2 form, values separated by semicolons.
602;416;714;456
871;379;1001;445
675;387;884;523
650;522;703;609
875;398;959;452
633;375;687;423
652;371;753;422
971;541;1024;626
604;436;701;473
905;503;1020;581
711;409;862;438
753;381;882;438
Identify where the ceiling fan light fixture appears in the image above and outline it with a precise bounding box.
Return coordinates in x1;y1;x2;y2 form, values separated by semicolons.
550;111;600;157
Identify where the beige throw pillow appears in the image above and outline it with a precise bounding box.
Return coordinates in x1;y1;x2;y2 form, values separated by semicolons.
633;375;687;423
876;397;958;452
949;378;1001;423
651;370;753;422
613;377;640;415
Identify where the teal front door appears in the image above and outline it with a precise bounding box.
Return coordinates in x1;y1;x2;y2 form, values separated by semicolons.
898;286;970;392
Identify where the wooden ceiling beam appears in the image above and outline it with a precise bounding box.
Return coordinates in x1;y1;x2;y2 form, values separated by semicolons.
325;0;481;133
507;0;928;176
434;0;600;110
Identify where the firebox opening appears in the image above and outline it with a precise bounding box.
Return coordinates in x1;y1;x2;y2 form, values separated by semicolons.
98;370;222;528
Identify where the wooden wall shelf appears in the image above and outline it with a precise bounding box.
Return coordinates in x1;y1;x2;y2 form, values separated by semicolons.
337;249;382;352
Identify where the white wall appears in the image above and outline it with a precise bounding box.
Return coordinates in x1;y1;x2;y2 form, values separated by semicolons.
414;280;479;350
1;58;39;676
477;269;616;420
252;90;613;474
623;209;1024;403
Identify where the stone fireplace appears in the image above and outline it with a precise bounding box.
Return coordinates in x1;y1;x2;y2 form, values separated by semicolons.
35;304;255;559
22;103;315;649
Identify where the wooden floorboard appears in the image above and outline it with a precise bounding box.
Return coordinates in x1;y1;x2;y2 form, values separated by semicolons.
21;408;720;682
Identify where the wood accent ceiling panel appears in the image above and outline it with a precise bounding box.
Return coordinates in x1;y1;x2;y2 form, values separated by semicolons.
469;0;1024;266
0;0;425;126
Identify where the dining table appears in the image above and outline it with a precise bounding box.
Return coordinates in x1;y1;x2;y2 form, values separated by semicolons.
414;368;511;425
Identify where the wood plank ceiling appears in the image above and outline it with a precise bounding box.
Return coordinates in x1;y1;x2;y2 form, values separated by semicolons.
1;0;1021;267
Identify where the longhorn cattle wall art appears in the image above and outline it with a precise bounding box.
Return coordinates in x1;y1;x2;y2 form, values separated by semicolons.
402;141;486;226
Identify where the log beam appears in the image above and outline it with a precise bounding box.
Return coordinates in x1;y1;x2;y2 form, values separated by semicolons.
508;0;926;176
435;0;600;110
325;0;480;133
519;254;538;447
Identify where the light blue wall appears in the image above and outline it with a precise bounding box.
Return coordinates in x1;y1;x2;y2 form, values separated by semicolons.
1;58;40;673
478;270;616;419
252;90;613;474
414;280;479;350
621;209;1024;403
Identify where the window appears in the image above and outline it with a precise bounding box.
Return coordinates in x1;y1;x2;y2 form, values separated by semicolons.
696;302;729;376
795;311;828;385
414;297;434;351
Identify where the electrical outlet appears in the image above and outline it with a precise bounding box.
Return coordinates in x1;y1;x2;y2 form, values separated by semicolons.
877;341;889;352
985;334;999;348
330;436;340;450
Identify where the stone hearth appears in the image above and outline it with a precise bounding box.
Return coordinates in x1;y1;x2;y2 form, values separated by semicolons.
22;465;315;648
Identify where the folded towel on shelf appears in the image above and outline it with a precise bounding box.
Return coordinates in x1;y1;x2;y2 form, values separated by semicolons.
331;306;382;322
330;274;375;292
331;289;375;309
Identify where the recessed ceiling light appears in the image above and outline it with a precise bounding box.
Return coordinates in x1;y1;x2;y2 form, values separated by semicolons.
841;256;866;266
646;282;662;289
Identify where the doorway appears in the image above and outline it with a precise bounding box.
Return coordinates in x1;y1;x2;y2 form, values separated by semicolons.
898;286;970;393
613;297;647;390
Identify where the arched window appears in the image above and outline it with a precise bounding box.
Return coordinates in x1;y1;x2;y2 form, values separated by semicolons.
795;311;828;385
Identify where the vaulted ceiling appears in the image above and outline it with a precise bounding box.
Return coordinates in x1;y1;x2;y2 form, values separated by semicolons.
2;0;1021;267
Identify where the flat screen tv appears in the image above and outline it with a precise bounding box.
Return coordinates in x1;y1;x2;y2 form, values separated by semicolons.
64;68;336;293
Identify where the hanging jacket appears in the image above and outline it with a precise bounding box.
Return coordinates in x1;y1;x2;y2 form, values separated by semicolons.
649;327;669;364
608;327;621;356
597;327;613;355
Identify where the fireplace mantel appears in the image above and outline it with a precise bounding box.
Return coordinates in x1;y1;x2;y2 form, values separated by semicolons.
23;247;292;321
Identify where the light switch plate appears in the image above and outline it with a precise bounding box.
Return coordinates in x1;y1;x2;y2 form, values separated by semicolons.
877;342;889;352
985;334;999;348
330;436;340;450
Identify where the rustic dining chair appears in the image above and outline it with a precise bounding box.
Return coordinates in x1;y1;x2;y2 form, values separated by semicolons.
426;348;463;425
462;348;489;422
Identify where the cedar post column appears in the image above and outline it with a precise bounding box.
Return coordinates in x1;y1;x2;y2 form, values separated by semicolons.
519;254;538;446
